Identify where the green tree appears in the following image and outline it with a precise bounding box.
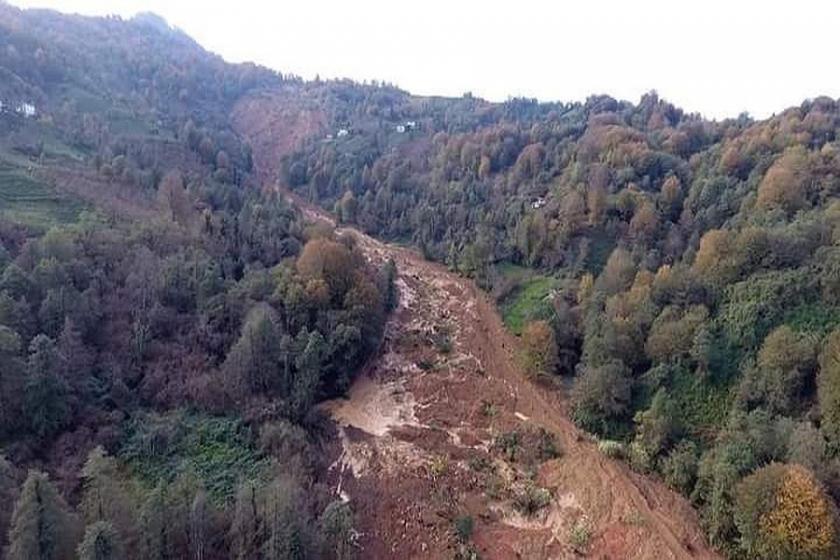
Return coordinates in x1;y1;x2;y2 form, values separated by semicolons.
6;470;80;560
139;482;169;560
223;303;281;396
739;326;816;414
79;447;137;550
819;329;840;451
24;335;70;439
320;500;355;560
292;330;326;420
261;476;311;560
572;360;632;435
77;522;124;560
230;480;260;560
633;389;680;457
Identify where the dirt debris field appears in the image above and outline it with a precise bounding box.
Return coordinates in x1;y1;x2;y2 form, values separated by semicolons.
294;195;719;560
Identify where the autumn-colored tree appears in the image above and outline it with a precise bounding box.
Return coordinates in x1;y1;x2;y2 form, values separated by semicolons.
138;481;169;560
157;170;195;227
521;320;559;377
692;229;738;286
660;175;682;218
559;189;587;234
735;463;838;560
645;305;709;364
586;183;608;226
338;191;358;224
296;238;360;302
756;147;809;213
629;200;658;244
595;248;635;295
739;326;816;414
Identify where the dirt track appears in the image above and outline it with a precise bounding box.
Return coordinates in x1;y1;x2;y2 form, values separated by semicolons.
289;197;720;560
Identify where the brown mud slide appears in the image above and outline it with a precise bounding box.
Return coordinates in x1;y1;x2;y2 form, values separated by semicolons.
288;195;719;560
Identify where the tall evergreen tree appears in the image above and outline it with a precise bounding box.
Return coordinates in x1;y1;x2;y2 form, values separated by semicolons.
6;470;79;560
77;521;123;560
230;480;261;560
23;335;70;439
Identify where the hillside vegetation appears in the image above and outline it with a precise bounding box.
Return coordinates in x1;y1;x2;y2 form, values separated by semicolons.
0;2;839;558
277;69;840;559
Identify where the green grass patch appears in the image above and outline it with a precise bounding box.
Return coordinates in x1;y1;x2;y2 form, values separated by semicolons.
500;274;556;334
119;410;267;506
0;166;86;229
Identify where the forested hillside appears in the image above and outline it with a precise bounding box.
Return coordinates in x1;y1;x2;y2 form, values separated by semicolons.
0;5;392;559
1;2;840;558
278;84;840;557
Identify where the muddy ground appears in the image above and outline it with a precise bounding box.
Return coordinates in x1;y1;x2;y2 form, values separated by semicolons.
293;197;720;560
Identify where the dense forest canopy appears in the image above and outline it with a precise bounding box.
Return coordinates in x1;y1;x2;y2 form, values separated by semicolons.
279;61;840;560
1;2;840;558
0;4;393;559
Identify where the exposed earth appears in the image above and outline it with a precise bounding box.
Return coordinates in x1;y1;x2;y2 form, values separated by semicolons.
291;196;719;560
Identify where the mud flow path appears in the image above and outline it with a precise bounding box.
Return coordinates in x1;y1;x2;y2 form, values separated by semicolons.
294;197;719;559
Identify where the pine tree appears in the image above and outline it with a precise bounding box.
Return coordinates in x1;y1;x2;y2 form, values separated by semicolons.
819;329;840;451
77;521;123;560
230;480;260;560
24;335;70;439
261;476;309;560
189;489;211;560
6;470;80;560
139;481;169;560
0;455;19;553
79;447;138;550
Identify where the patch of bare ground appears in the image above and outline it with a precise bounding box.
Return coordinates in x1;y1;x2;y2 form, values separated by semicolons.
231;86;327;185
296;192;719;559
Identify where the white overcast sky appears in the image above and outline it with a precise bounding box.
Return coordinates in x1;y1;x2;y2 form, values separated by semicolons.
8;0;840;119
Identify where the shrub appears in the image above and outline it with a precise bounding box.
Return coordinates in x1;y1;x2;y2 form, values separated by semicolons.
513;483;551;516
569;519;592;551
493;431;520;462
661;440;699;495
597;439;626;459
453;515;474;543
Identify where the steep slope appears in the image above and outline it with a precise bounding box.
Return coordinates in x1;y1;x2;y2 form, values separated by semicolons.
289;193;717;559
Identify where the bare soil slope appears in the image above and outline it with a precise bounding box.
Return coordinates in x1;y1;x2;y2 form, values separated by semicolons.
231;86;327;185
293;197;719;560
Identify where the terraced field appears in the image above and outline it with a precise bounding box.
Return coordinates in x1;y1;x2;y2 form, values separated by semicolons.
0;164;87;229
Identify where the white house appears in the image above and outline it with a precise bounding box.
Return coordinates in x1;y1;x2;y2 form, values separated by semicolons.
17;102;36;117
337;128;349;138
396;121;417;134
532;197;547;209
